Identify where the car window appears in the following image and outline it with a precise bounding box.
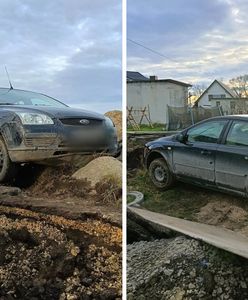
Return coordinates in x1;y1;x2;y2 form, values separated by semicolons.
226;121;248;146
187;120;227;144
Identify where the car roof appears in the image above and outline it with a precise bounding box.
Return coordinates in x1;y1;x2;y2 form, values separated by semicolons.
0;87;42;94
202;114;248;123
211;115;248;120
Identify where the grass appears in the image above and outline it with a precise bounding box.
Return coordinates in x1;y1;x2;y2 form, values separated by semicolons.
127;168;248;221
127;123;166;132
127;194;135;204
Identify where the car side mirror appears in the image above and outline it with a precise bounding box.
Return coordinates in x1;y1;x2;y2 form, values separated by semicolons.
177;133;187;143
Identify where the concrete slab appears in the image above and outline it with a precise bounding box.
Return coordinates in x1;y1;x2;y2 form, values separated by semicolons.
129;207;248;259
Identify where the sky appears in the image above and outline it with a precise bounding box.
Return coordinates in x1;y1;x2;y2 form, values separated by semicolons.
0;0;122;113
127;0;248;86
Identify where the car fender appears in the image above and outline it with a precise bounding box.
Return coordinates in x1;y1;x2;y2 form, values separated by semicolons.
0;112;24;147
145;147;173;172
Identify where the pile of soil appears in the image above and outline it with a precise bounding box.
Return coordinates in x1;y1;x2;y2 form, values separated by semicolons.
26;165;92;199
105;110;122;141
196;201;248;236
73;156;122;188
127;236;248;299
0;206;122;299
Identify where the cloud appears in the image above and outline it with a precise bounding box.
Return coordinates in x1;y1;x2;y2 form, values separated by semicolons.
127;0;248;86
0;0;121;113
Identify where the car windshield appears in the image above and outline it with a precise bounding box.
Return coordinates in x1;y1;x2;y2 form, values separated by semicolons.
0;89;67;107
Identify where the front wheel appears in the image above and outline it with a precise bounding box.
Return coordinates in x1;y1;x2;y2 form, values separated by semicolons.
148;158;175;190
0;138;19;183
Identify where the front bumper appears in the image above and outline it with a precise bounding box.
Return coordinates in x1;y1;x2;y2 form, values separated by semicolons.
5;123;118;163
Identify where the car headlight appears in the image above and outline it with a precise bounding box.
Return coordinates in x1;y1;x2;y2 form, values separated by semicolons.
105;117;115;127
16;112;54;125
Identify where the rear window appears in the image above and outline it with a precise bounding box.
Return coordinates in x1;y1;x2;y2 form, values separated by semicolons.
226;120;248;146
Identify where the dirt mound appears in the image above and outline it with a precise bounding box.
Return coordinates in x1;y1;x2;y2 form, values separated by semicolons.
72;156;122;188
26;165;92;198
0;206;121;299
196;201;248;233
105;110;122;141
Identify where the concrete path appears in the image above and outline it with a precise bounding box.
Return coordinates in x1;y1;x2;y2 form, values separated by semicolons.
129;207;248;259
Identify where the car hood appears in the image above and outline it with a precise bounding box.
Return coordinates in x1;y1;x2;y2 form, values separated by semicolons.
0;105;106;120
146;134;176;147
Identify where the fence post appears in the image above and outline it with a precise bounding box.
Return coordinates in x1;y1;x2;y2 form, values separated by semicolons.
189;105;194;125
218;105;223;116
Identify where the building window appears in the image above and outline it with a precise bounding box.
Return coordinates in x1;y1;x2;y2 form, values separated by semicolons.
209;94;226;100
230;101;236;110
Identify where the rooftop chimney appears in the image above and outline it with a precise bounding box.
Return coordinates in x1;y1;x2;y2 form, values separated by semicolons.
150;75;158;81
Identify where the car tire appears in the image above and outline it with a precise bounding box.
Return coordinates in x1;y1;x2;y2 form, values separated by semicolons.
148;158;175;190
0;137;18;183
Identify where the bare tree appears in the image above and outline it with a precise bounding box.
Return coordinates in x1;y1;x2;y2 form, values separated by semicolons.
229;75;248;97
190;84;207;98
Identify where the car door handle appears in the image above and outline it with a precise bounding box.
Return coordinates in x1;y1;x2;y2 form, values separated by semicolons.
201;150;212;155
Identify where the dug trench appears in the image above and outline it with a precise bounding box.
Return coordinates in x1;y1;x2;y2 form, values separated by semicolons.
0;160;122;299
127;209;248;299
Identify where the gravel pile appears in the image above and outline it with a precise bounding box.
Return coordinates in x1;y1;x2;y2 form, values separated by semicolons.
0;206;122;300
127;236;248;299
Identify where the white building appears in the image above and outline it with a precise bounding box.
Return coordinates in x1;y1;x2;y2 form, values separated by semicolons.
195;79;238;108
127;72;191;124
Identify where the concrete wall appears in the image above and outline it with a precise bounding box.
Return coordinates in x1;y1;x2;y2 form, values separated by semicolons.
198;81;231;107
127;81;188;124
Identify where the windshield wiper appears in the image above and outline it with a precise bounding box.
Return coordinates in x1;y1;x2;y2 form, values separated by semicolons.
0;103;14;105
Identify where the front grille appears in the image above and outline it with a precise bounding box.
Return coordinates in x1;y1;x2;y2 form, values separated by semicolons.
60;118;103;127
24;137;56;147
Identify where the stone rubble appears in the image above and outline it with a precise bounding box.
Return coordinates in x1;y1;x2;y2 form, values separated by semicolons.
127;236;248;300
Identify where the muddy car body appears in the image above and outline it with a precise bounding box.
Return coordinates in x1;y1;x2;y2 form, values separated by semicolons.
0;87;118;181
145;115;248;197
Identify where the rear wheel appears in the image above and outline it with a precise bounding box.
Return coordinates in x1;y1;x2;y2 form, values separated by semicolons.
148;158;175;190
0;138;19;182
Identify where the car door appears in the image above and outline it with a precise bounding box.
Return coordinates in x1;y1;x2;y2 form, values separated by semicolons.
215;119;248;194
173;119;228;185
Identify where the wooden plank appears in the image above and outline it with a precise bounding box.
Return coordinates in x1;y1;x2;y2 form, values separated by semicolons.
129;207;248;259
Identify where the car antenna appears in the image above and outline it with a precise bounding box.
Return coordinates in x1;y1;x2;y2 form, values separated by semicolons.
5;66;13;90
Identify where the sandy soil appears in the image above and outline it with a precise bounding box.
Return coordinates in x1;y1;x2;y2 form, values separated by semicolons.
196;201;248;237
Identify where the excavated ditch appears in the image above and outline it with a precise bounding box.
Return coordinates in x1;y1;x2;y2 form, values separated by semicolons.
127;211;248;300
0;206;122;300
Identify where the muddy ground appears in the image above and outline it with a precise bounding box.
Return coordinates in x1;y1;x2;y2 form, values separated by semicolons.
0;206;121;299
0;162;122;299
8;164;122;225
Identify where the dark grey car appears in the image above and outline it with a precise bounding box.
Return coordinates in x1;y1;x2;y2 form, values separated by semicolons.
0;87;118;182
144;115;248;197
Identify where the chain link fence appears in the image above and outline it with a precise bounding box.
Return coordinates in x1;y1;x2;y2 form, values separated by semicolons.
167;105;223;130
